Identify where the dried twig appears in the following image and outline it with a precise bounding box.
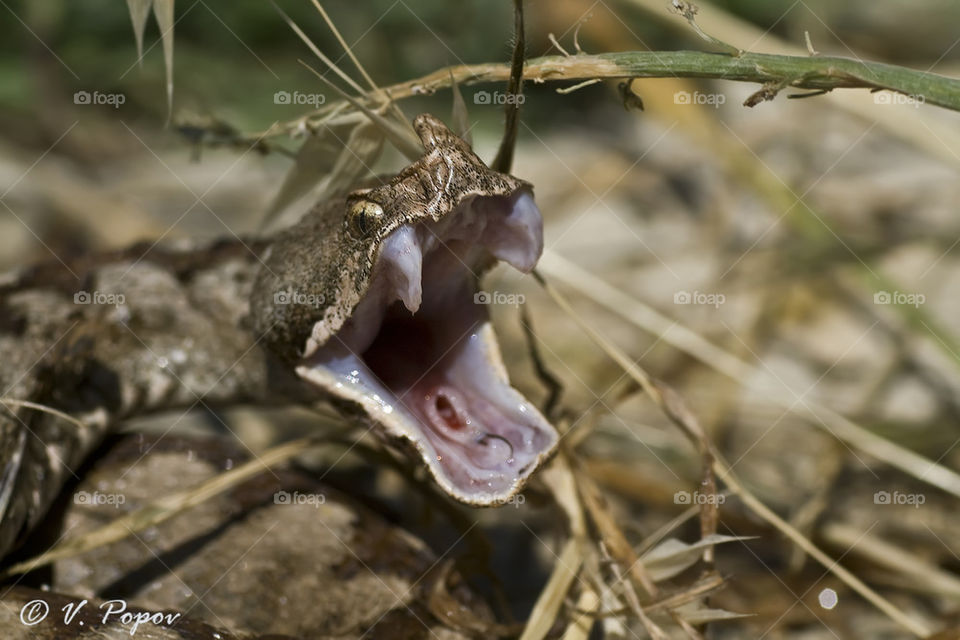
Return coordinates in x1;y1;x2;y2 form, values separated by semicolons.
668;0;742;56
491;0;526;173
538;252;960;505
3;436;324;577
246;49;960;143
533;269;932;638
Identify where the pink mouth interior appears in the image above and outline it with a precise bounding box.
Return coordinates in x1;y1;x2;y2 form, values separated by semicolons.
304;191;557;501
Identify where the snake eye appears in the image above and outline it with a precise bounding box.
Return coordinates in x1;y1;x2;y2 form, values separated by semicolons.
346;199;384;238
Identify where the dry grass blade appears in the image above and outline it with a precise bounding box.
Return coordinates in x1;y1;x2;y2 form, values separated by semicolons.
273;0;420;160
520;311;565;421
260;120;383;230
599;547;674;639
317;120;384;197
532;268;720;555
713;459;931;637
637;504;701;555
641;534;753;582
271;1;365;95
538;252;960;503
520;538;584;640
449;70;472;146
261;127;347;229
310;0;377;93
577;472;658;596
644;573;726;615
491;0;525;173
0;398;86;431
124;0;152;66
562;588;599;640
308;0;412;142
299;60;421;161
152;0;175;121
531;271;704;447
675;604;752;625
822;522;960;600
573;573;728;618
544;454;587;537
519;455;586;640
534;269;932;638
3;436;322;577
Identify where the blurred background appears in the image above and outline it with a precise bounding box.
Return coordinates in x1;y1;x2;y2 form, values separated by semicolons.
4;0;960;258
5;0;960;637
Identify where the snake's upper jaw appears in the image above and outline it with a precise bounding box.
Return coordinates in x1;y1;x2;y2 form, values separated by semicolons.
297;189;559;505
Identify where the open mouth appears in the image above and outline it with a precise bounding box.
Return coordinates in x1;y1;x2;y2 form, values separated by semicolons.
297;189;558;504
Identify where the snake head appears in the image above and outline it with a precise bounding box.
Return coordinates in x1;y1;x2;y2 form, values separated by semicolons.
251;114;558;506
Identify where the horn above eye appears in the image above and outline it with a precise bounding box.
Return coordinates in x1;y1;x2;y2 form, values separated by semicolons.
346;199;384;238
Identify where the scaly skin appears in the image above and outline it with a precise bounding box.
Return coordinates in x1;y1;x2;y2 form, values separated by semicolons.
248;114;529;360
0;113;557;558
0;239;313;558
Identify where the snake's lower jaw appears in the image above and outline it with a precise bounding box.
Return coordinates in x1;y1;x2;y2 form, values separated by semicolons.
297;319;558;505
297;190;559;505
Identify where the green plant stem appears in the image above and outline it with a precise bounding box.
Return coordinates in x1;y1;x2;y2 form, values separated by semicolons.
488;51;959;109
252;50;960;139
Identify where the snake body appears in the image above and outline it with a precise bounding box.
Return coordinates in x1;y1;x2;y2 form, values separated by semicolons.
0;237;304;557
0;114;558;559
